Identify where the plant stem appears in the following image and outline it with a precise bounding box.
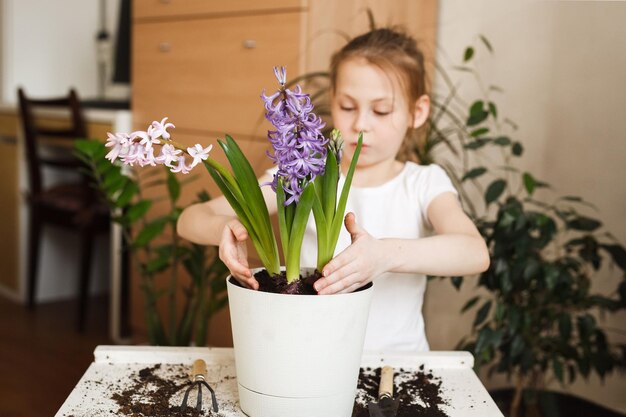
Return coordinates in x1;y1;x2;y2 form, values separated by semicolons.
168;199;179;345
510;372;525;417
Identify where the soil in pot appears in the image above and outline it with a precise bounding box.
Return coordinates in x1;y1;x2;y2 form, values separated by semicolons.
235;269;372;295
235;269;323;295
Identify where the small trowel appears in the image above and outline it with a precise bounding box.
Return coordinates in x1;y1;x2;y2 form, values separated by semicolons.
368;365;400;417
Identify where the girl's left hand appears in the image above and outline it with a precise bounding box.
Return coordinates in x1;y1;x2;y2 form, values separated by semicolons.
315;213;388;295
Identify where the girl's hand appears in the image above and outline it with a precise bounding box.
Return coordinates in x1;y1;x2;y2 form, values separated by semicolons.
219;219;259;290
315;213;388;295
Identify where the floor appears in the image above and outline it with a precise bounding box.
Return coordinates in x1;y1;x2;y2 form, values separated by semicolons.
0;294;112;417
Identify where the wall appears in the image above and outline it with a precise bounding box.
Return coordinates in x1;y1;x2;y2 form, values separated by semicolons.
1;0;128;104
423;0;626;412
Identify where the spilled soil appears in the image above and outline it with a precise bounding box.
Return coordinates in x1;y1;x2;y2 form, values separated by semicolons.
105;363;450;417
352;365;449;417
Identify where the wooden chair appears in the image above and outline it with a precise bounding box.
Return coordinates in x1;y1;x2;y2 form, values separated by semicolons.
18;88;110;331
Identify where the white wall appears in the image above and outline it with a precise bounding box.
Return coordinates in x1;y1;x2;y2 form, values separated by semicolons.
0;0;128;301
424;0;626;412
1;0;128;103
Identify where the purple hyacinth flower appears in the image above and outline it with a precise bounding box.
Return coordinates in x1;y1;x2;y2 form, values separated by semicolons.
262;66;328;205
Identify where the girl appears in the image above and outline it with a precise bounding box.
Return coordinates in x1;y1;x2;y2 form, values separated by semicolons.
177;28;489;352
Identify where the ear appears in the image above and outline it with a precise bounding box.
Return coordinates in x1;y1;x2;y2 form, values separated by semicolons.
411;94;430;129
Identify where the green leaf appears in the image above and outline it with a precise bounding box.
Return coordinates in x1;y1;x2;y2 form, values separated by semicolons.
96;159;114;176
462;167;487;182
544;264;560;290
285;182;316;282
103;173;128;195
464;138;491;150
567;216;602;232
559;314;572;341
205;164;273;273
522;258;540;281
463;47;474;62
512;142;524;156
145;254;170;274
488;101;497;119
523;172;536;196
211;138;279;273
485;179;506;205
275;181;290;262
552;358;564;383
474;300;492;327
322;150;339;224
493;136;511;146
511;335;525;358
329;133;363;257
470;127;490;137
479;35;493;53
600;244;626;270
116;182;139;207
74;139;103;158
577;314;596;343
461;296;480;313
451;276;463;290
133;219;168;248
124;200;152;223
311;184;331;271
467;101;489;126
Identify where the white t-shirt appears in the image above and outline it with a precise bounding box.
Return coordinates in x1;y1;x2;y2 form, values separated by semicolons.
267;161;458;353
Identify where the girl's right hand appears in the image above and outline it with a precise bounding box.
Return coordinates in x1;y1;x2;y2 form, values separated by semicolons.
219;219;259;290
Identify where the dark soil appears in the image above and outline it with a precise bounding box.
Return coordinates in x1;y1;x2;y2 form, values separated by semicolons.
245;269;323;295
352;365;449;417
110;364;205;416
107;363;448;417
234;269;373;295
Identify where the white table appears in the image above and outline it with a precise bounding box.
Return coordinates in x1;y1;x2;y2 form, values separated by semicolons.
56;346;503;417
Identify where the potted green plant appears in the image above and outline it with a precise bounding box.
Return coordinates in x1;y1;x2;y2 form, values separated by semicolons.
424;39;626;417
75;140;229;346
104;68;373;417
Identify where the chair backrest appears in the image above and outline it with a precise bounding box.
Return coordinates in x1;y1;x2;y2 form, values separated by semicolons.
17;88;88;195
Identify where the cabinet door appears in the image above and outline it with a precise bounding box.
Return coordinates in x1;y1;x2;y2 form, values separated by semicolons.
133;11;303;138
134;0;305;19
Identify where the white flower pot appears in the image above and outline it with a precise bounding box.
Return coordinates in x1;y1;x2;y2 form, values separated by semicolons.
226;268;373;417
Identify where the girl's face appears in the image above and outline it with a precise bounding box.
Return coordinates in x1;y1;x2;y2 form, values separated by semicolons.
330;58;427;169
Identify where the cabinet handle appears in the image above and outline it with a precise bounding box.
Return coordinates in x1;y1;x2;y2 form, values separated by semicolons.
160;0;171;3
159;42;171;52
242;40;257;49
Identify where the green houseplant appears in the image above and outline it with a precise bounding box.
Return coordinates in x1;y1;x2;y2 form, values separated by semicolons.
426;39;626;417
75;140;229;346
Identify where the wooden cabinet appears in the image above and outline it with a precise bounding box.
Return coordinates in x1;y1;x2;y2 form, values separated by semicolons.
134;0;304;20
133;11;303;138
131;1;308;346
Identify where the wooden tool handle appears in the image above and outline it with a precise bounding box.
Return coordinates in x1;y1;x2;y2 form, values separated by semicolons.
192;359;207;380
379;365;394;399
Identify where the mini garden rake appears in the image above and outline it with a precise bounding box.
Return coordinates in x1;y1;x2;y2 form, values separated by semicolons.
181;359;219;413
